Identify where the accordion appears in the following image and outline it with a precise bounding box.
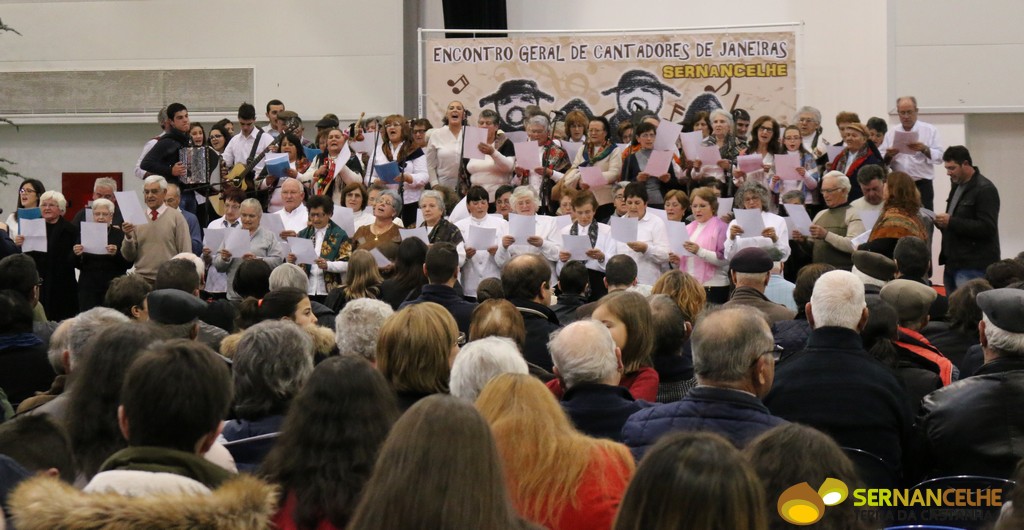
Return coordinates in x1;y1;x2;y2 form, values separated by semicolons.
178;146;210;185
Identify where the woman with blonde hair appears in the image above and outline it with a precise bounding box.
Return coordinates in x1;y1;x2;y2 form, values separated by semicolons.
377;301;460;410
651;269;707;324
477;374;634;530
325;249;382;312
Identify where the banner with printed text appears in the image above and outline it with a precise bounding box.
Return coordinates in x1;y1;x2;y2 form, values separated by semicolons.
424;30;797;134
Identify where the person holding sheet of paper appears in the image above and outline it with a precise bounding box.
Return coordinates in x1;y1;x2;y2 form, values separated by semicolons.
513;115;571;214
770;125;821;210
341;182;373;229
5;179;45;237
300;128;362;205
203;187;245;300
73;198;130;312
351;189;404;267
213;198;284;300
791;172;865;270
454;186;507;299
556;191;617;301
426;100;469;192
827;123;883;204
467;109;516;205
14;191;79;321
670;187;730;304
418;191;465;263
620;121;683;210
286;195;353;303
614;183;670;286
879;96;944;211
121;176;192;284
558;116;623;221
372;114;429;227
692;109;748;196
734;116;781;193
496;186;561;282
724;182;790;263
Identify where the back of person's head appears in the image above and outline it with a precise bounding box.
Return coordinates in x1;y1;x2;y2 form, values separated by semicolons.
986;259;1024;289
233;320;314;421
648;294;687;358
0;415;74;483
233;259;273;300
809;270;866;330
502;254;551;301
269;263;309;292
893;236;930;280
377;302;457;395
236;287;308;330
548;320;619;388
67;307;130;371
792;263;836;311
614;431;767;530
335;298;393;363
450;337;527;401
0;255;40;302
343;250;384;300
651;270;705;323
595;290;653;373
347;395;519;530
154;258;201;294
947;278;991;336
475;277;504;302
120;339;232;452
424;242;459;285
171;253;206;286
861;298;900;369
103;274;152;319
0;290;33;334
605;254;638;288
47;319;74;375
691;306;774;385
469;299;526;350
67;322;170;479
744;424;867;529
557;260;589;296
261;356;400;530
392;237;429;291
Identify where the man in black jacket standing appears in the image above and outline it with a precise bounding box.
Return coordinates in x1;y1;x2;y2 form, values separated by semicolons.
141;102;193;213
935;145;1000;293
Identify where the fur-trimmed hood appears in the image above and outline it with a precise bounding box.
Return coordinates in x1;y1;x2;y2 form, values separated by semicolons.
220;323;336;359
9;474;279;530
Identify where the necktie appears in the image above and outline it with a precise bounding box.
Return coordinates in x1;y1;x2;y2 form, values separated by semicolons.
150;209;159;221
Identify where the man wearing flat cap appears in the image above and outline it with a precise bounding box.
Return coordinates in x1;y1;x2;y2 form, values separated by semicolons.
912;288;1024;479
879;280;957;406
852;250;896;296
145;289;208;341
723;247;796;324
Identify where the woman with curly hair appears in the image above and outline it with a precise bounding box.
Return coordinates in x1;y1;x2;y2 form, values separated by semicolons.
651;269;706;323
262;356;400;530
866;171;928;256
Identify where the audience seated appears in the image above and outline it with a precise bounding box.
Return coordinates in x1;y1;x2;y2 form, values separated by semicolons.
102;274;152;321
376;302;458;411
772;263;835;356
0;290;55;409
723;247;797;323
921;278;990;368
502;253;561;372
879;280;956;400
893;235;948;321
377;238;428;310
269;262;336;328
450;337;528;401
648;294;695;403
575;254;637;320
334;298;393;363
550;260;588;325
401;242;477;334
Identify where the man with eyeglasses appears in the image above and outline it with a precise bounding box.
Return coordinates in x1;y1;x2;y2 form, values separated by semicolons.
793;106;830;175
121;175;192;284
621;305;784;460
792;171;864;270
879;96;944;211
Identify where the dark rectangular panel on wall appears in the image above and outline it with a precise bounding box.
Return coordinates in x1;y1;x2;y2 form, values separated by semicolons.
442;0;507;38
0;69;254;115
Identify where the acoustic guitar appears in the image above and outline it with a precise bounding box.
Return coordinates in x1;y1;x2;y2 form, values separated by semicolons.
209;122;299;215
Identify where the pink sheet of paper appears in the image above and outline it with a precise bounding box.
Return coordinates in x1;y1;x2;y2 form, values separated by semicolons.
680;131;703;160
697;145;722;167
644;150;673;176
737;154;763;174
580;166;606;188
774;153;802;181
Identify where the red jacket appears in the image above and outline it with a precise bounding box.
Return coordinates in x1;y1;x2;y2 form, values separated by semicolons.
546;367;660;401
519;446;633;530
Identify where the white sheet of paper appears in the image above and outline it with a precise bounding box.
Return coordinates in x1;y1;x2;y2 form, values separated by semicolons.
734;235;773;251
203;228;226;251
718;197;735;217
774;152;802;180
859;210;881;231
733;209;766;238
115;191;148;225
84;208;94;223
264;152;289;165
81;222;108;255
260;213;286;239
286;237;319;265
349;130;380;154
666;220;693;257
447;196;470;225
462;126;490;160
647;208;668;223
679;131;703;160
782;204;813;235
644;150;673;176
504;131;528;144
580;166;606;188
562;141;583;163
850;230;871;248
513;141;542;170
616;143;630;153
737;154;763;174
654;120;684;152
400;227;429;244
554;214;572;232
21;218;47;252
610;215;639;243
331;206;355;235
338;143;352;168
223;228;251;257
561;234;592;260
466;225;497;250
508;213;536;242
892;130;919;155
370;248;392;267
827;145;845;163
697;145;722;167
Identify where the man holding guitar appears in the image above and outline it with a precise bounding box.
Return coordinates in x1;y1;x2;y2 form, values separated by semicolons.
221;102;275;192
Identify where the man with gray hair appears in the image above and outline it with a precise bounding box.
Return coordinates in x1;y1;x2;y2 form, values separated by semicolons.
72;177;123;227
334;298;393;364
765;270;913;480
450;336;528;401
548;319;647;442
794;171;866;270
121;175;192;284
914;288;1024;479
622;306;784;460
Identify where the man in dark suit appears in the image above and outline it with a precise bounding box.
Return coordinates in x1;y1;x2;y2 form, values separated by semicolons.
935;145;1000;293
401;242;477;336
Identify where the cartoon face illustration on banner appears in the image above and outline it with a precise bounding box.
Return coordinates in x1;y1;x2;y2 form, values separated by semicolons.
479;79;555;132
602;69;681;130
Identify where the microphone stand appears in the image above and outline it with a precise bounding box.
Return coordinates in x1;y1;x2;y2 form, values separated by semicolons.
456;122;468;197
363;130;381;187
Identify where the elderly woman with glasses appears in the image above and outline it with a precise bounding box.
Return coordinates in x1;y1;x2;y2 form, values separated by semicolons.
692;109;748;196
352;189;404;270
724;181;790;262
73;198;132;312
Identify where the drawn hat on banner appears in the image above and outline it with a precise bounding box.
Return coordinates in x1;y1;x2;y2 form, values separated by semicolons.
601;70;681;131
601;70;681;99
557;98;595;119
480;79;555;132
